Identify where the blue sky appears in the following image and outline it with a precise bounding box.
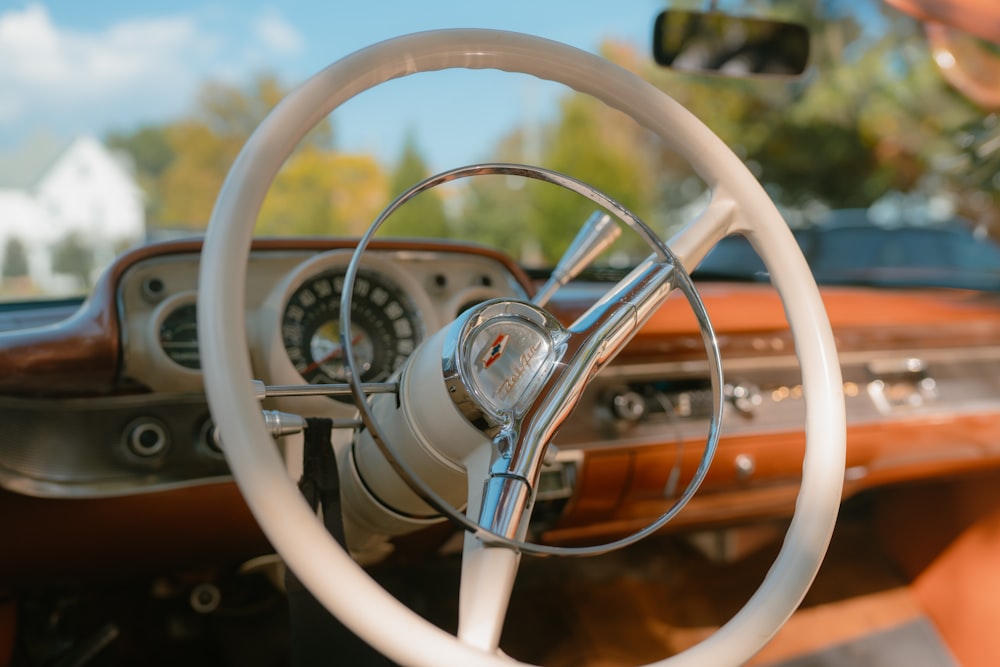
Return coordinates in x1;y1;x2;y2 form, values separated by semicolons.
0;1;663;171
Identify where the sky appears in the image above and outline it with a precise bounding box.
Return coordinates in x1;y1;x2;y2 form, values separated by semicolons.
0;1;663;172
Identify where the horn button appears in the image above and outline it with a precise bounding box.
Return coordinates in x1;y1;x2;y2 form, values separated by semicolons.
443;300;567;431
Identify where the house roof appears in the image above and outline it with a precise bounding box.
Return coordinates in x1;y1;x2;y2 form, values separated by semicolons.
0;133;71;190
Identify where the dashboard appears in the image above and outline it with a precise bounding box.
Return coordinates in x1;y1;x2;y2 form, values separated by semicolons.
4;237;1000;560
0;239;529;499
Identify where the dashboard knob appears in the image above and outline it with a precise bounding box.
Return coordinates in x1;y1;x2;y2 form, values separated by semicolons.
725;382;761;418
124;418;169;459
735;453;756;480
611;390;646;423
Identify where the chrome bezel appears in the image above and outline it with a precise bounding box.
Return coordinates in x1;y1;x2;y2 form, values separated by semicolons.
442;299;568;434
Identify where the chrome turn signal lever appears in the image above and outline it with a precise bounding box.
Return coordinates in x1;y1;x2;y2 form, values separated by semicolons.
209;410;307;451
210;384;369;451
261;410;308;438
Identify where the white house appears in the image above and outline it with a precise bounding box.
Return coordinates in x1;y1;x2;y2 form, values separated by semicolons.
0;134;145;296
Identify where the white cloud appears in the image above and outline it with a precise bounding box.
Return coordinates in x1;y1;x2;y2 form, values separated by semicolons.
0;4;213;143
0;4;312;147
0;5;199;96
253;8;303;56
7;5;309;148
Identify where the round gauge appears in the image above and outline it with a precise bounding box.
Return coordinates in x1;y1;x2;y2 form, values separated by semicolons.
281;268;423;386
159;302;200;369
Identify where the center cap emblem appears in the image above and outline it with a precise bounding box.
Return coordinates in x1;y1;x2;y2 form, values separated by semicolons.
466;319;554;417
443;299;567;431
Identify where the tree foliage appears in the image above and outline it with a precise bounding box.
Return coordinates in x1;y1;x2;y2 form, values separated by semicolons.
106;126;173;228
633;8;999;230
328;154;391;236
2;237;29;279
51;233;95;289
533;94;657;258
111;73;345;234
457;90;659;265
254;150;390;237
383;132;450;239
105;5;1000;261
452;131;540;262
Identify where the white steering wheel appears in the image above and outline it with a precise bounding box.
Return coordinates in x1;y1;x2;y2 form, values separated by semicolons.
198;29;845;667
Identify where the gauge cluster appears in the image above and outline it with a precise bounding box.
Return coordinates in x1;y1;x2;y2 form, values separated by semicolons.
116;242;530;396
280;267;422;386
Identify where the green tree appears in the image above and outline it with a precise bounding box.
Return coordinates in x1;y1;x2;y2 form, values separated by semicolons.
328;154;390;236
384;132;450;239
447;130;539;263
631;7;999;231
155;117;239;229
51;233;94;289
255;146;340;236
106;126;174;227
532;93;657;261
255;150;390;237
459;82;659;266
2;237;29;279
114;73;336;233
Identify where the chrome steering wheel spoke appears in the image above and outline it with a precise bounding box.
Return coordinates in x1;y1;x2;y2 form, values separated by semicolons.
469;260;678;540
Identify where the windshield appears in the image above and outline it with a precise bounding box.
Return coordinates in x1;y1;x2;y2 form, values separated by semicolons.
1;0;998;302
696;209;1000;290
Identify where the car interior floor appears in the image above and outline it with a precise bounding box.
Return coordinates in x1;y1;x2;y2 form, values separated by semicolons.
6;472;1000;667
486;472;1000;667
496;499;944;666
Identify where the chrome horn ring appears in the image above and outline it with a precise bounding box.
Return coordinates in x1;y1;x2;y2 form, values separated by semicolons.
341;162;724;557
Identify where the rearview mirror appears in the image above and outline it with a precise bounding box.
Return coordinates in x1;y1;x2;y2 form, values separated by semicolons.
653;9;810;77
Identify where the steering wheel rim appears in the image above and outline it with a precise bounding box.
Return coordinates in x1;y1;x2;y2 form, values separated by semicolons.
198;29;846;667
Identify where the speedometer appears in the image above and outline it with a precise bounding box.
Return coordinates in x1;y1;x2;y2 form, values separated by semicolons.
281;268;423;386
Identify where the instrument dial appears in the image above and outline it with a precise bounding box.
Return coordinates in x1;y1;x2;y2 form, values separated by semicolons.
159;302;200;370
281;268;422;387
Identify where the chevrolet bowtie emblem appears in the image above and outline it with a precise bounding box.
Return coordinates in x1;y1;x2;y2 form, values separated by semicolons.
481;333;509;369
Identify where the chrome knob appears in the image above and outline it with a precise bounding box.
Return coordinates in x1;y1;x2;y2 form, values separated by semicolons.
725;382;761;418
611;390;646;422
